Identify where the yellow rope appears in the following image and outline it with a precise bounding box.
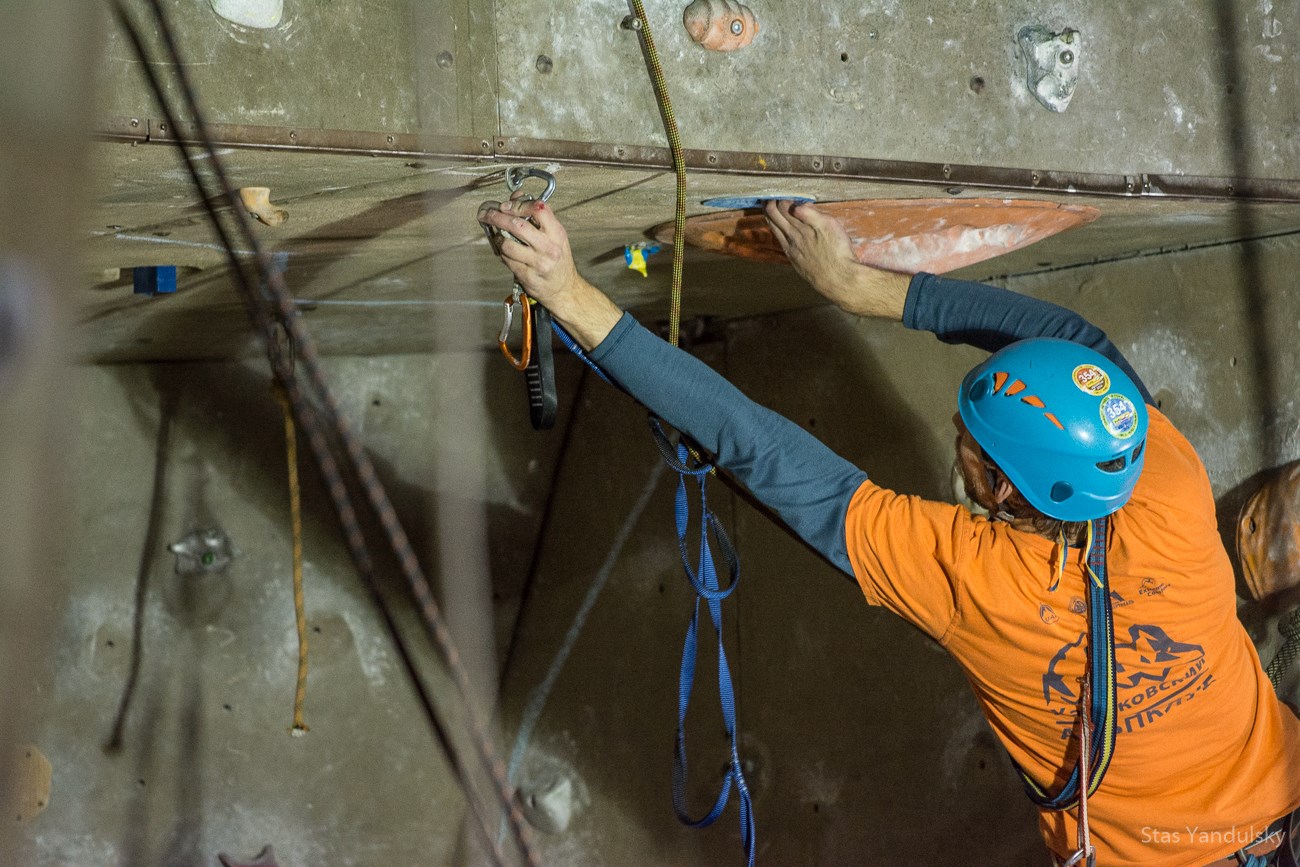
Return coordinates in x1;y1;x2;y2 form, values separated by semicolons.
628;1;713;474
629;0;687;348
274;384;310;735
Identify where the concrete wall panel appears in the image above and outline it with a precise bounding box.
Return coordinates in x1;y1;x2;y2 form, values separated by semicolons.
497;0;1298;178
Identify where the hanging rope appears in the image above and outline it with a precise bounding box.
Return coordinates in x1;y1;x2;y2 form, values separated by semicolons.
274;385;310;736
627;1;687;347
616;12;757;863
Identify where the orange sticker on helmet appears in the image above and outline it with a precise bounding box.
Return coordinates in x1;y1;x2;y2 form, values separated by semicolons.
1072;364;1110;396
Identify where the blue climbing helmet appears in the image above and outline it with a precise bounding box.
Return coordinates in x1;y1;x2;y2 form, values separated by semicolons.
957;338;1149;522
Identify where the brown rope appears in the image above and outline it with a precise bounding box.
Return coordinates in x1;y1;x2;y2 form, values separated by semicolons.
274;385;310;736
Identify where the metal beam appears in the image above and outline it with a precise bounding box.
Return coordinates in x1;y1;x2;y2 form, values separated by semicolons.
93;119;1300;202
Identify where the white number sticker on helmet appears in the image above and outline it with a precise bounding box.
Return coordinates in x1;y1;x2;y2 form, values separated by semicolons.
1100;394;1139;439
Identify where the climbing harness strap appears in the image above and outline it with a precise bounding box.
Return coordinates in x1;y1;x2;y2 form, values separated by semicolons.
648;419;756;867
1020;516;1118;812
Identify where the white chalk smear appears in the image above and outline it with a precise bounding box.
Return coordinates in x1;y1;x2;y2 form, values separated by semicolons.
292;298;499;308
210;0;283;29
112;233;256;256
506;460;667;787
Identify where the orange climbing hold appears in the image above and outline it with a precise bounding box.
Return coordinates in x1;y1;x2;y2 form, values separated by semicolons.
651;198;1099;275
683;0;759;51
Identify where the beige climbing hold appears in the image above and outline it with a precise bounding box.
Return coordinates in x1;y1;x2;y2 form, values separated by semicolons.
239;187;289;227
683;0;759;52
11;745;52;823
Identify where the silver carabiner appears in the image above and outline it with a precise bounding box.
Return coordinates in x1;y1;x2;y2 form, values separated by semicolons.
498;285;522;343
505;166;556;204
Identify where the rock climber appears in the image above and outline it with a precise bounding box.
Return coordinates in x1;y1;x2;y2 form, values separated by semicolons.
478;196;1300;866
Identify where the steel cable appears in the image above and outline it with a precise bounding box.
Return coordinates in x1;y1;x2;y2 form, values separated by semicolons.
107;3;536;864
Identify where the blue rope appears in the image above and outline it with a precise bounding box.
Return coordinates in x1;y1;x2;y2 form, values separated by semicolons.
552;320;615;387
651;419;756;867
551;317;756;865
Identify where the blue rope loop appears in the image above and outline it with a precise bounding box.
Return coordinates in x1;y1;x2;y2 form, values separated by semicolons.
551;319;756;865
651;417;756;867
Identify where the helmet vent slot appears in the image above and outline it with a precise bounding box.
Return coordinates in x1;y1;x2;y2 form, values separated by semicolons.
1005;379;1027;396
992;371;1009;393
1020;394;1046;408
1130;441;1145;463
1096;456;1127;473
1050;481;1074;502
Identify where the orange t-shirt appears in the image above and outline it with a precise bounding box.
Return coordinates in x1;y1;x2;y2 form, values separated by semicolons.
844;408;1300;866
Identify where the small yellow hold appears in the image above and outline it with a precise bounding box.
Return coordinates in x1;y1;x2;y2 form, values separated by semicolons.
624;242;661;278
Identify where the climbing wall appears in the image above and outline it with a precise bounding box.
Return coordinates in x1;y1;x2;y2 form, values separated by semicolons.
494;0;1297;180
8;0;1300;865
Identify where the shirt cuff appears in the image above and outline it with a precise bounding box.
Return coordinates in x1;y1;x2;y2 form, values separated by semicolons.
902;272;936;332
588;311;639;365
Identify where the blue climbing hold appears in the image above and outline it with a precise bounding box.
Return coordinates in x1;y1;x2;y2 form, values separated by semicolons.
700;195;816;209
133;266;178;296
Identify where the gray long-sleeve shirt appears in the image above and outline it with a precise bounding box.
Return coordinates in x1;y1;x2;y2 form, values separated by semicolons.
587;272;1148;575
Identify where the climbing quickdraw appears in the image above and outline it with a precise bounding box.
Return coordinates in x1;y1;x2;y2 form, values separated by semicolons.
480;167;559;429
498;285;532;372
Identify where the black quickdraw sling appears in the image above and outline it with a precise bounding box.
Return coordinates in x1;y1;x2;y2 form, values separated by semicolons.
524;305;557;429
1020;516;1119;866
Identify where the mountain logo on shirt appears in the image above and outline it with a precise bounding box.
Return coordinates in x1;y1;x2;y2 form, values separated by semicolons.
1042;624;1212;738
